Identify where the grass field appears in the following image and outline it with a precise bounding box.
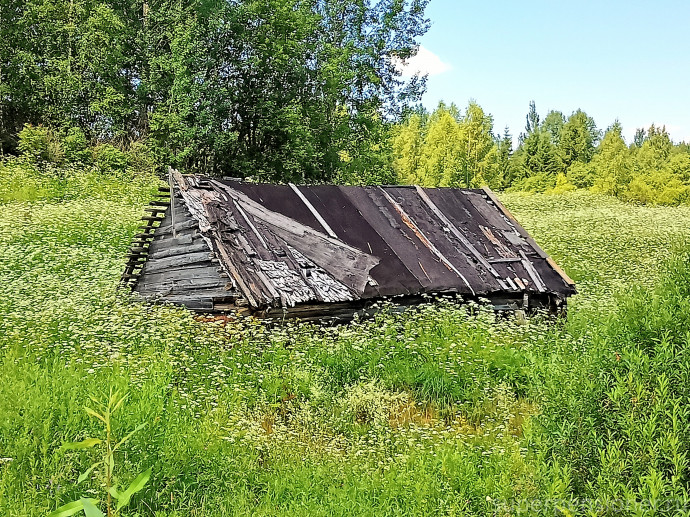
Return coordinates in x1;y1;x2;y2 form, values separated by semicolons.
2;162;690;516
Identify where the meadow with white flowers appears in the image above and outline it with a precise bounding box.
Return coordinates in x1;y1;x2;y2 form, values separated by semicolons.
2;160;690;516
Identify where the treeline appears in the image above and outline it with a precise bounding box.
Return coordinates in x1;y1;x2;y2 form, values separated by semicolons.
0;0;428;182
393;101;690;204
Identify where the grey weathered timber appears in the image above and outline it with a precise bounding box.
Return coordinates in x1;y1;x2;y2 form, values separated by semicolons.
133;203;239;308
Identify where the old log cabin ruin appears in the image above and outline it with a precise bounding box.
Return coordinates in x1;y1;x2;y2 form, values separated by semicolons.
121;172;576;321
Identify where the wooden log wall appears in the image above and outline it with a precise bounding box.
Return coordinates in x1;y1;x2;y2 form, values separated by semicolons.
132;188;239;310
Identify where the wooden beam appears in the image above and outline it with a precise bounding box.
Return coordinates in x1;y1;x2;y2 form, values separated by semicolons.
378;187;476;296
212;239;260;309
415;186;511;291
481;187;576;288
519;250;546;292
288;183;338;239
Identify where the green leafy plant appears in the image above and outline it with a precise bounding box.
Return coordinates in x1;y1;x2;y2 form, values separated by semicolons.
17;124;64;164
49;388;151;517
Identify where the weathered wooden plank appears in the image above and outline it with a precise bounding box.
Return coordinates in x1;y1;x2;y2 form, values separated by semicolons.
481;186;575;288
212;239;261;308
138;273;227;292
488;257;521;263
141;251;215;274
148;234;196;249
155;219;199;235
289;183;338;238
141;283;234;298
378;187;476;296
479;225;516;258
171;168;188;191
144;207;168;214
147;242;210;260
415;186;506;287
519;250;547;292
233;200;269;250
464;191;512;231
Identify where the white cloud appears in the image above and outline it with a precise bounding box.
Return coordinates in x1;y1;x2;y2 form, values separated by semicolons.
396;46;452;77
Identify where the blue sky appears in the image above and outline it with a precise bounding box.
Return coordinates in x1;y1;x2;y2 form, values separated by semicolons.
400;0;690;144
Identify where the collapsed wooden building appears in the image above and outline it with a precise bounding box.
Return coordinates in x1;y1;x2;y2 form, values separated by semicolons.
121;172;576;321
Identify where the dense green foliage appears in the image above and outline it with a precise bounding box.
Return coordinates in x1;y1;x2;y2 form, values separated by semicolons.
3;163;690;514
0;0;428;182
393;102;690;205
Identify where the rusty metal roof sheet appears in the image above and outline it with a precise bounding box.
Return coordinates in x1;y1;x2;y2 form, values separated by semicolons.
125;173;576;316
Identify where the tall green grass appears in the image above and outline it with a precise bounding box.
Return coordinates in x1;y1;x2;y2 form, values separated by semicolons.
2;163;690;515
531;250;690;513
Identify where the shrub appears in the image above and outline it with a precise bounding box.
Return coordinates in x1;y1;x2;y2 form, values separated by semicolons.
18;124;63;164
126;141;156;174
62;128;91;164
341;379;407;426
547;173;576;195
92;143;129;175
535;249;690;503
511;172;557;193
566;161;595;189
622;173;690;205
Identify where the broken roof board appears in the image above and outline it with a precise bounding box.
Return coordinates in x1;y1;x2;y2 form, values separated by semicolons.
125;174;576;316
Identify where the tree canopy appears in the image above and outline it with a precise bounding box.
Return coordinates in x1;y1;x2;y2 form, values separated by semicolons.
0;0;429;181
392;101;690;205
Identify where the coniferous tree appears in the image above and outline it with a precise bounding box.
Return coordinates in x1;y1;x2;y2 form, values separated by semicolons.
558;109;600;169
496;127;514;185
542;110;565;146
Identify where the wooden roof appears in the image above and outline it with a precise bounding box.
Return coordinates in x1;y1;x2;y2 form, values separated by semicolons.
123;172;576;318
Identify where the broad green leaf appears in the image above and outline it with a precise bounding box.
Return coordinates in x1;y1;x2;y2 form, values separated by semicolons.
111;392;129;414
116;467;152;511
108;486;120;500
84;407;106;423
109;389;122;409
81;498;105;517
60;438;102;451
77;462;101;484
114;422;146;451
47;500;85;517
47;499;98;517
